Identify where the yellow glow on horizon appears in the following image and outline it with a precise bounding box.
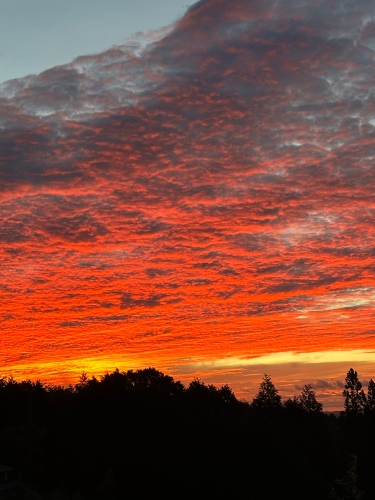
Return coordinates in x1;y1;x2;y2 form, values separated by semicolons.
3;349;374;385
185;349;375;371
0;354;140;384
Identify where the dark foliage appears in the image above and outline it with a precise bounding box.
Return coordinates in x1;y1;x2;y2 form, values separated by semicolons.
343;369;367;416
365;379;375;412
251;373;282;409
0;368;374;499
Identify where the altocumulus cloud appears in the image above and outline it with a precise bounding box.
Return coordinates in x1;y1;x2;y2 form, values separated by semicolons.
1;0;375;380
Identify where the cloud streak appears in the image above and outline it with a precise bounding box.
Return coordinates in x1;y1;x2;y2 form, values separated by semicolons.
1;0;375;404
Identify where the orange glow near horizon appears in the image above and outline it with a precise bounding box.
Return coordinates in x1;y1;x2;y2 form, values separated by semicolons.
1;0;375;410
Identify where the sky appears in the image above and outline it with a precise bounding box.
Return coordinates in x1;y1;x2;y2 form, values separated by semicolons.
1;0;375;410
0;0;195;83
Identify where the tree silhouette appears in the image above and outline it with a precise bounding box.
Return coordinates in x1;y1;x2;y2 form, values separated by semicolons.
330;455;364;500
366;378;375;412
298;384;323;413
342;369;367;415
218;384;237;404
75;372;89;392
283;395;301;410
252;374;281;409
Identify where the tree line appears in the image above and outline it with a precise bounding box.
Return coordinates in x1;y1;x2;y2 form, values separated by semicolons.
251;368;375;415
0;367;374;499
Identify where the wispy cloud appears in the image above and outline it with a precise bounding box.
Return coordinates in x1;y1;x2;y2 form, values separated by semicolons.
181;350;375;371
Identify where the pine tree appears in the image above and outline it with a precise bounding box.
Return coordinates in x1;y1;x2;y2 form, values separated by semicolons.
298;384;323;413
252;374;281;409
342;368;367;415
75;372;89;392
366;378;375;412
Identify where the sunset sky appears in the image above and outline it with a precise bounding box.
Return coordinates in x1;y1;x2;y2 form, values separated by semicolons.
1;0;375;410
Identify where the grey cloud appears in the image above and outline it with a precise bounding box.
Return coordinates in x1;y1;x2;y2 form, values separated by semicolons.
166;298;184;304
137;219;173;235
60;321;83;328
186;279;213;286
100;302;114;309
193;261;220;269
314;379;345;390
263;276;337;294
145;268;172;278
219;268;239;276
137;330;156;338
120;292;167;309
217;286;242;299
84;314;130;322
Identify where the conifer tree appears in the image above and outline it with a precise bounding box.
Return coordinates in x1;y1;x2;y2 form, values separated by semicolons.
366;378;375;412
299;384;323;413
252;374;281;409
342;368;367;415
